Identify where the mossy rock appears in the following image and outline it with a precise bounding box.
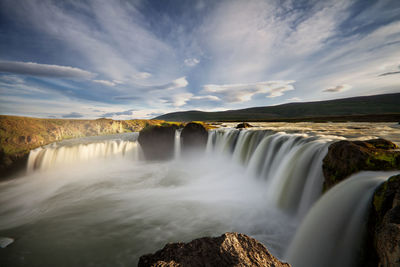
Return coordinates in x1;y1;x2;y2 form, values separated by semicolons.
322;139;400;192
363;174;400;267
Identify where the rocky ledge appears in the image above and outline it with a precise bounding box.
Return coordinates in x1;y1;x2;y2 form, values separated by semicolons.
138;232;290;267
322;138;400;191
364;174;400;267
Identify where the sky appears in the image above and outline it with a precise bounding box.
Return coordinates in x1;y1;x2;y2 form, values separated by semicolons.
0;0;399;119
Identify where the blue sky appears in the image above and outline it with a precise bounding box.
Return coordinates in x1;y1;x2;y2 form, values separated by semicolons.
0;0;399;119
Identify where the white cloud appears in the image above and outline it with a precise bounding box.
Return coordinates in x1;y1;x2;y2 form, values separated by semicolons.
323;84;352;93
184;58;200;67
286;97;302;102
203;80;295;102
133;72;152;79
169;77;188;89
191;95;220;101
93;80;117;86
170;93;194;107
0;60;95;79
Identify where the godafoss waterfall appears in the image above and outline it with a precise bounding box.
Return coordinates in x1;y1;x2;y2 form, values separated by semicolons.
0;123;399;266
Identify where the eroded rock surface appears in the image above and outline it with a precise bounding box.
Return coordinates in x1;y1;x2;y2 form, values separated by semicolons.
138;232;290;267
181;122;208;152
138;124;178;160
236;122;253;129
365;174;400;267
322;139;400;191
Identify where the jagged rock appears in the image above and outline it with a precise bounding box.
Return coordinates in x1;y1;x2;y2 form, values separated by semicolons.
181;122;208;152
365;174;400;267
236;122;253;129
322;139;400;191
138;232;290;267
138;124;178;160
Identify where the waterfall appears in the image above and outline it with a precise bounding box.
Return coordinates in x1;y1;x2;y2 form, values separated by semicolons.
207;129;332;217
27;137;140;172
174;129;182;159
285;171;397;267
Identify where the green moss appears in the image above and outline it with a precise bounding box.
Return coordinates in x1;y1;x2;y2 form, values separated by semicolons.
373;181;388;213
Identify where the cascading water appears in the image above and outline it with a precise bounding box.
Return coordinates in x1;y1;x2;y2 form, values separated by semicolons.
26;133;141;172
207;129;332;217
1;126;398;266
174;129;182;159
285;171;399;267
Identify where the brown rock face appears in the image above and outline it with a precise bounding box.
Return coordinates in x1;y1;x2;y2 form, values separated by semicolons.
322;139;400;191
236;122;253;129
138;232;290;267
180;122;208;152
138;125;178;160
365;175;400;267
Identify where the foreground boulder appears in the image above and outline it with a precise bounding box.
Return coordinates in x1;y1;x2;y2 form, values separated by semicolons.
365;174;400;267
138;232;290;267
322;139;400;191
181;122;208;152
236;122;253;129
138;124;178;160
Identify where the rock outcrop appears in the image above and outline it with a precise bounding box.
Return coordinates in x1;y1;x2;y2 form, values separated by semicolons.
138;124;179;160
138;232;290;267
236;122;253;129
322;139;400;191
181;122;208;152
364;174;400;267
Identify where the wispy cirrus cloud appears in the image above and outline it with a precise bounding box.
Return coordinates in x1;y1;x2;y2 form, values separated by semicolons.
203;80;295;103
184;58;200;67
62;112;84;118
323;84;352;93
101;109;135;118
0;61;95;79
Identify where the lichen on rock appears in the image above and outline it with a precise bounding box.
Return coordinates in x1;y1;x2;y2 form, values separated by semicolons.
365;174;400;267
322;139;400;191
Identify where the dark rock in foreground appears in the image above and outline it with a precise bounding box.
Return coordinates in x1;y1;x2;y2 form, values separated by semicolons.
138;232;290;267
236;122;253;129
138;124;178;160
365;174;400;267
181;122;208;152
322;139;400;191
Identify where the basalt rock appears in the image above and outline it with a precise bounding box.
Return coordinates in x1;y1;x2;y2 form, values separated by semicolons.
236;122;253;129
138;232;290;267
138;124;178;160
181;122;208;152
364;174;400;267
322;139;400;191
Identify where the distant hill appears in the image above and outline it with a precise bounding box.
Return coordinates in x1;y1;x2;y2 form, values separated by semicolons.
156;93;400;122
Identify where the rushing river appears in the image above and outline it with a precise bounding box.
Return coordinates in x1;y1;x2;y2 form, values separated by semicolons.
0;122;399;266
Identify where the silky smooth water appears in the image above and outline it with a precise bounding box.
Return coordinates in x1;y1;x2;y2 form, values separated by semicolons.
0;124;399;266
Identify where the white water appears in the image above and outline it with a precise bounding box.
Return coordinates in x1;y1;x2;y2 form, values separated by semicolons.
285;171;399;267
0;126;399;266
26;133;140;172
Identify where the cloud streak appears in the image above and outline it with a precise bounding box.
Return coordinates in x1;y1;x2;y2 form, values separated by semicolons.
203;80;295;102
323;84;352;93
0;61;95;79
